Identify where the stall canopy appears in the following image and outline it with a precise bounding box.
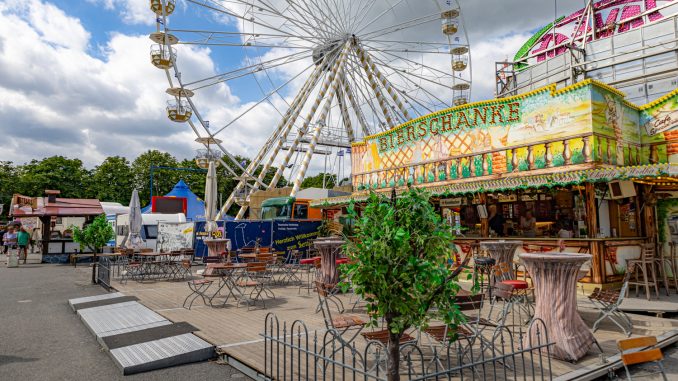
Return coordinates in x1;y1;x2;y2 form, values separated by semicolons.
141;179;235;221
10;192;104;218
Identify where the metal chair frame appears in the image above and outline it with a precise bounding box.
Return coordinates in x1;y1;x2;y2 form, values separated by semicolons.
589;269;634;337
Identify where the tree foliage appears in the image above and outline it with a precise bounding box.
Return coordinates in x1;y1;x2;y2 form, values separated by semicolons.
19;156;90;198
301;172;336;189
0;152;290;218
88;156;133;204
342;188;471;381
71;214;114;253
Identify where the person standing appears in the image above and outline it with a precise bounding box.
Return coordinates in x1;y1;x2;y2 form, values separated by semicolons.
3;227;17;255
520;210;537;238
0;225;6;254
17;227;30;264
487;204;505;237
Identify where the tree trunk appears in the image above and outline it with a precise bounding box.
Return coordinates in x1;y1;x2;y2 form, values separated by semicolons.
387;331;402;381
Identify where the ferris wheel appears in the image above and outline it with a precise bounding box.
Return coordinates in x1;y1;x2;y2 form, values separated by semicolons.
148;0;472;219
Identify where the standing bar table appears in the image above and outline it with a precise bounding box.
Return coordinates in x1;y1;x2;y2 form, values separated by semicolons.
314;237;345;286
520;253;595;361
204;238;231;258
480;240;522;278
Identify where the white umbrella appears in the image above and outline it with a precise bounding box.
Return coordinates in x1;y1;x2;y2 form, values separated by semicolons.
204;160;218;233
125;189;144;249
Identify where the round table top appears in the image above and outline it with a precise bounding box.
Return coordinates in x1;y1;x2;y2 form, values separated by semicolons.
203;238;230;243
314;237;345;247
519;252;591;263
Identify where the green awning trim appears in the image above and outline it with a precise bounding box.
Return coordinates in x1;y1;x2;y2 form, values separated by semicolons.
310;163;677;208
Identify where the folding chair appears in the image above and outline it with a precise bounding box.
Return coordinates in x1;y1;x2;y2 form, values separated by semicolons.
182;279;214;309
176;259;193;280
279;249;303;285
589;269;634;336
317;282;366;348
617;336;668;380
237;262;275;310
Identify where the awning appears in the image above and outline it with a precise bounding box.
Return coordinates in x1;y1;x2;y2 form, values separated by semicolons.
311;163;678;208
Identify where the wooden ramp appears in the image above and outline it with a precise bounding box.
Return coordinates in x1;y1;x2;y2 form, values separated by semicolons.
68;292;214;375
112;276;678;380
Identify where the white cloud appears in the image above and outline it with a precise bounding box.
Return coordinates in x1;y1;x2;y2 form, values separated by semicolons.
89;0;153;25
0;0;593;186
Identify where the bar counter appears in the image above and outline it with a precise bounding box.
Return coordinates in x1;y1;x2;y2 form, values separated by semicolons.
453;237;647;285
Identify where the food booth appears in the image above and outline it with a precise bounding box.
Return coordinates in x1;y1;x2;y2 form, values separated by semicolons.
9;190;104;263
312;79;678;288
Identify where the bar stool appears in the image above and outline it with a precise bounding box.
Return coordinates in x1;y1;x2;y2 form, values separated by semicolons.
626;243;665;300
472;256;495;297
659;242;678;293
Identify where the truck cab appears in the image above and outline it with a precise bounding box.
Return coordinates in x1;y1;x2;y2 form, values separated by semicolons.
260;197;321;220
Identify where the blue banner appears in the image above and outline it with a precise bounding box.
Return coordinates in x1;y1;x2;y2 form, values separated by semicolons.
192;220;321;258
193;220;226;257
271;221;321;254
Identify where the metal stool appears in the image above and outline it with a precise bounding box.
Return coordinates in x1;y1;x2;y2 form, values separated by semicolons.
473;257;495;297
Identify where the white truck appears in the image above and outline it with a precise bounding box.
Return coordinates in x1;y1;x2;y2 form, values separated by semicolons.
115;213;186;250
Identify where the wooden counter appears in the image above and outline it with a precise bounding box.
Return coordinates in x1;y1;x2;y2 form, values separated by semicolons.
453;237;648;285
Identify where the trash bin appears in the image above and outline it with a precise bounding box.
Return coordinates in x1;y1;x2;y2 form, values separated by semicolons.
7;249;19;268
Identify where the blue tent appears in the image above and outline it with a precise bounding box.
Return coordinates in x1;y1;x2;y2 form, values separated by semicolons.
141;180;203;221
142;179;234;221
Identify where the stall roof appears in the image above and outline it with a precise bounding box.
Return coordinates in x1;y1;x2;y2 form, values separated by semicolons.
10;195;104;218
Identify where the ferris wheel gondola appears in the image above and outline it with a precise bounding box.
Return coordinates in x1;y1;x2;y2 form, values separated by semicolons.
148;0;473;220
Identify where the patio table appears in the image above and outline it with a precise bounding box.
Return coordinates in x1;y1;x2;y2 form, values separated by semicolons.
314;237;345;286
519;253;595;361
134;252;184;280
479;240;522;278
207;263;248;307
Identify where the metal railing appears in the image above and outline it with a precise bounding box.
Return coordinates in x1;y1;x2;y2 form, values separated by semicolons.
97;257;112;291
262;313;553;380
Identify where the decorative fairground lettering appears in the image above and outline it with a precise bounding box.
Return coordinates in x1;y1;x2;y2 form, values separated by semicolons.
375;101;521;153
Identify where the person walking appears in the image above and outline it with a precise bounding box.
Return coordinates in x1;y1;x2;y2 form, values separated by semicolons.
17;227;30;264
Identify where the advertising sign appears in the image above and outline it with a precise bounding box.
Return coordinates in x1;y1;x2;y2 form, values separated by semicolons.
157;222;194;252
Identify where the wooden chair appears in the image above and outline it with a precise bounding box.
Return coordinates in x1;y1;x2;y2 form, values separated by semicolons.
588;269;634;336
659;242;678;293
182;278;214;309
617;336;668;380
627;244;664;300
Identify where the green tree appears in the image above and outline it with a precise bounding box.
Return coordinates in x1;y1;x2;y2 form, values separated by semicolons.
18;156;90;198
131;150;179;204
0;161;19;217
300;172;336;189
71;214;114;253
342;188;471;381
88;156;133;204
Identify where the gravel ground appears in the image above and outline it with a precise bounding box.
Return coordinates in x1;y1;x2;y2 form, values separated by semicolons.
0;261;248;381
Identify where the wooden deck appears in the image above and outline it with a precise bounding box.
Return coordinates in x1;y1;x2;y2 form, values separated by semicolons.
110;271;678;380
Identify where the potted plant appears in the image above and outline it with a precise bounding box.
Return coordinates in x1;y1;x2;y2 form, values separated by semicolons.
342;187;471;381
72;214;114;283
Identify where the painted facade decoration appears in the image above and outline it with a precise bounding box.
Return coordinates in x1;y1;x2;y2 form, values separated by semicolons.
351;80;678;191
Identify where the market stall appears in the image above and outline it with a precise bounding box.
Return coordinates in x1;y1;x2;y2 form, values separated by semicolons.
9;190;104;263
312;79;678;287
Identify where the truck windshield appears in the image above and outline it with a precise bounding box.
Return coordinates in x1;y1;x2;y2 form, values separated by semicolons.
261;204;292;220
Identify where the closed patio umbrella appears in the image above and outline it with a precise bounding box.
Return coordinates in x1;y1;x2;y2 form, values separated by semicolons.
125;189;144;249
204;161;218;234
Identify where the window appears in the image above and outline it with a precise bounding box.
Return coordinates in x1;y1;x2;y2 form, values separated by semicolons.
143;225;158;239
293;203;308;219
261;205;292;220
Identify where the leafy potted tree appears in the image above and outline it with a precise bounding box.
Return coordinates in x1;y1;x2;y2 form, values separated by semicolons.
342;188;471;381
72;214;114;283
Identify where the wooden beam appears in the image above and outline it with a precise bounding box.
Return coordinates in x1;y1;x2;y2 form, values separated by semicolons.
585;183;603;284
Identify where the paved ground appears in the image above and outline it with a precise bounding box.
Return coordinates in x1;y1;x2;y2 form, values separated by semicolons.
0;262;248;381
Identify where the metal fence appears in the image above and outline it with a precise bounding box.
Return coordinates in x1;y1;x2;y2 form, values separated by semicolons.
263;313;553;380
97;256;112;291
